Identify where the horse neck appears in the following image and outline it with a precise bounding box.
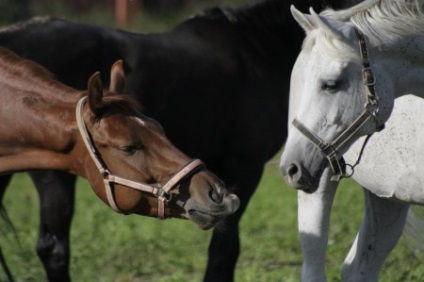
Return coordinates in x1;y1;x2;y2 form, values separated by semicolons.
0;72;82;174
373;36;424;98
189;1;295;72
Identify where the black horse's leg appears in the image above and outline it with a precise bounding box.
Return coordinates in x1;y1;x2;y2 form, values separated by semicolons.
29;170;76;282
0;175;12;203
204;162;264;282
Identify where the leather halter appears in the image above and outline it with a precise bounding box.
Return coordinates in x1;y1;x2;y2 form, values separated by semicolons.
292;28;385;182
76;96;204;218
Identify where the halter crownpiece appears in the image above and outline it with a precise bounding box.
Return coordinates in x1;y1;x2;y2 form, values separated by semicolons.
292;28;385;182
76;96;205;218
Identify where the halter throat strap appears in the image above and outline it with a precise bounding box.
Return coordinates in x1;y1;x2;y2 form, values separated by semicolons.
76;96;204;218
292;28;385;182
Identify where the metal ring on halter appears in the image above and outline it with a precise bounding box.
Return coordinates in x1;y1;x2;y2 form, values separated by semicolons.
155;188;173;202
341;163;355;178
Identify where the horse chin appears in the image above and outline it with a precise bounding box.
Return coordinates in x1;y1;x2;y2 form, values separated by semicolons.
185;194;240;230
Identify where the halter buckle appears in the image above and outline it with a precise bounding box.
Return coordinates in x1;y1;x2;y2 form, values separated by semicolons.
362;67;376;86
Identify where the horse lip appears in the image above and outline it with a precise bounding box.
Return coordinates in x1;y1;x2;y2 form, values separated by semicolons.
187;209;228;230
187;194;240;229
190;196;240;217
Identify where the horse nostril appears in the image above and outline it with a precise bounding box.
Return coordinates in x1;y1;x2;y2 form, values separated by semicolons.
287;163;299;178
209;187;223;204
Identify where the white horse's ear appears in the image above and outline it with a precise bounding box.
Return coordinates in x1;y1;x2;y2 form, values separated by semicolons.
291;5;316;32
309;7;349;43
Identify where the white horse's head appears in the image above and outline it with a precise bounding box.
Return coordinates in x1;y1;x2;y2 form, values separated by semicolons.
280;5;397;192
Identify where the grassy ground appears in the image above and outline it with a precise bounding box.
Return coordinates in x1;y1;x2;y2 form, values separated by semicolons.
0;160;422;281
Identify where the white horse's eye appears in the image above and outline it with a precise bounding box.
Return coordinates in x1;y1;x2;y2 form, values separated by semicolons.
321;80;340;92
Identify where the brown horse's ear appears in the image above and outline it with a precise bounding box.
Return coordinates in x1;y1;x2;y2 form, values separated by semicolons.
87;71;104;116
109;60;125;94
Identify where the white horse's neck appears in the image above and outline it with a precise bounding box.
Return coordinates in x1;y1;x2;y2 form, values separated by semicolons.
370;35;424;99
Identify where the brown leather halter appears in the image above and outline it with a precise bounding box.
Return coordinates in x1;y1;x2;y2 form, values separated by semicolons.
292;28;385;182
76;96;205;218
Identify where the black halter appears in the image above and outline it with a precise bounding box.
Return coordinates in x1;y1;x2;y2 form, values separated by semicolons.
292;28;385;182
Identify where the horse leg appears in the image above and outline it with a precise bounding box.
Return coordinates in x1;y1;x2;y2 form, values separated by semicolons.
29;170;76;282
0;175;12;201
298;168;338;282
341;188;409;282
204;162;264;282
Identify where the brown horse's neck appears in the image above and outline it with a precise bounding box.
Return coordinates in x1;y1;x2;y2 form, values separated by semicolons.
0;48;83;175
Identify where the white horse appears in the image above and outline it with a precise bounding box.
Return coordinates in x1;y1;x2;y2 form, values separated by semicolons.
280;0;424;281
298;95;424;282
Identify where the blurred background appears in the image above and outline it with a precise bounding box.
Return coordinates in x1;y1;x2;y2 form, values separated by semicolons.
0;0;249;31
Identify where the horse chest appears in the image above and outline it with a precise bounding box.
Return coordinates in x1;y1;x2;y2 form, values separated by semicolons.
346;95;424;203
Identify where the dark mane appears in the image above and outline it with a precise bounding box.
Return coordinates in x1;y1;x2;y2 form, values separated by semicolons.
194;0;290;27
192;0;341;28
0;16;51;34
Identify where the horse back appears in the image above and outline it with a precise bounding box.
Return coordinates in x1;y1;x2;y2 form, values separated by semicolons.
0;17;131;90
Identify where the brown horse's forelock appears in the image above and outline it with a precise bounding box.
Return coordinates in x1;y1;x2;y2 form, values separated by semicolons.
97;93;143;118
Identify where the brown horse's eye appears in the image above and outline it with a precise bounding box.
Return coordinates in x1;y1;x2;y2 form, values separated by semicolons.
119;144;143;155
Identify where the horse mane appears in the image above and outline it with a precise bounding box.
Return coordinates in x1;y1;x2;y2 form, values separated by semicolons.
192;0;295;28
321;0;424;45
195;0;354;28
98;93;142;117
0;16;51;34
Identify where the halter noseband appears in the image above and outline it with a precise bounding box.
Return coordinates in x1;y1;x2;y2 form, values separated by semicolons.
76;96;204;218
292;28;385;182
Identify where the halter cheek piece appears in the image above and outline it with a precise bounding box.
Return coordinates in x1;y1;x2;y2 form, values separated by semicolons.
292;28;385;182
76;96;204;218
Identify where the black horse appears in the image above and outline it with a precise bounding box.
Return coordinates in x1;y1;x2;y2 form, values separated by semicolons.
0;0;357;281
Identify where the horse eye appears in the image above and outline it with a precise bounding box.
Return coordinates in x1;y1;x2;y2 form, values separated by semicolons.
120;144;143;155
321;80;340;92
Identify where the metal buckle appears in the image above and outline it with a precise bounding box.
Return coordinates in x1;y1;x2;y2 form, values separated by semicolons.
362;67;376;86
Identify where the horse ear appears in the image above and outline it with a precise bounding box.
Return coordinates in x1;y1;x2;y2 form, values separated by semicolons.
291;5;316;32
309;7;348;43
109;60;125;94
291;5;348;43
87;71;104;116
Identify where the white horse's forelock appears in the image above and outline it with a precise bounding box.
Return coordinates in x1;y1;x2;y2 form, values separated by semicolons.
301;29;360;63
321;0;424;46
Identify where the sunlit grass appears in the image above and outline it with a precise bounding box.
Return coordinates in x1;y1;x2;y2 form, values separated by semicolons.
0;162;422;281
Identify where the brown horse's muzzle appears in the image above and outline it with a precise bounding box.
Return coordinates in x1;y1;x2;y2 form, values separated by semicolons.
181;171;240;230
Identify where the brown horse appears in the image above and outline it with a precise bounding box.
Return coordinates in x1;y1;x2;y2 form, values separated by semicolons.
0;47;238;229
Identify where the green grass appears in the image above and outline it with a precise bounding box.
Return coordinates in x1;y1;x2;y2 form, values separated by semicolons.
0;160;422;281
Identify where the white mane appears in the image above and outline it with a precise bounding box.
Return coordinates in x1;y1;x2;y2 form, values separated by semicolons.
322;0;424;45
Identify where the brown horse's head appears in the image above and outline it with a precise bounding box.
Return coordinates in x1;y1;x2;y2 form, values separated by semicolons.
76;61;239;229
